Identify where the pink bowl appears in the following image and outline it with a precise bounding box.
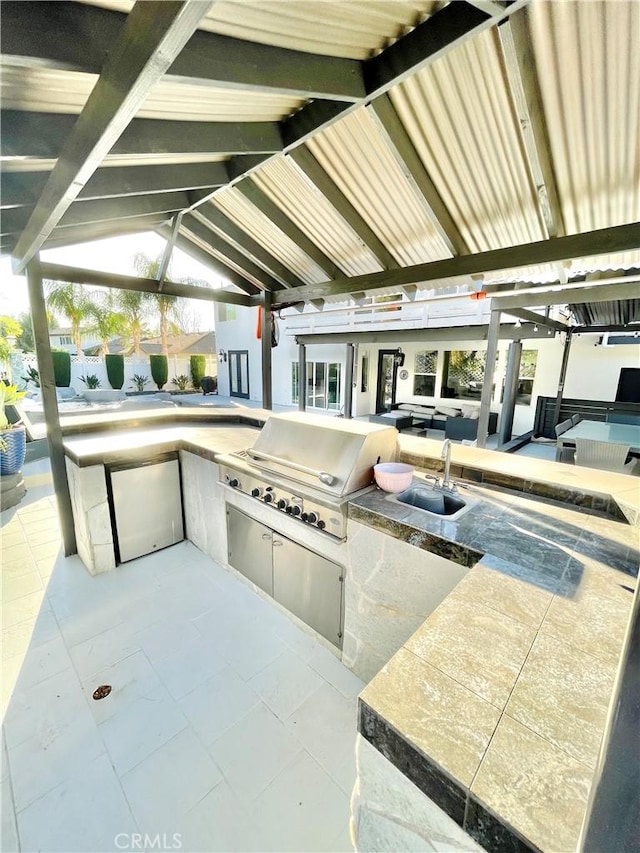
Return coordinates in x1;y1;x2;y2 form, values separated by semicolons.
373;462;414;493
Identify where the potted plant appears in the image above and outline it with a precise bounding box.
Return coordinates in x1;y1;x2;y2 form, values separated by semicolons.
172;374;190;391
131;374;149;393
79;374;124;403
0;383;27;476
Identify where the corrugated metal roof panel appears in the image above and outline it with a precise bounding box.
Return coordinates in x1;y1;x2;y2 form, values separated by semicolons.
252;157;383;277
212;188;328;285
530;0;640;272
307;109;452;266
79;0;440;59
181;223;265;291
0;64;303;121
389;28;547;255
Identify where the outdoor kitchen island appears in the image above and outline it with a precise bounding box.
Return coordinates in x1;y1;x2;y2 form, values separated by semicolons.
59;411;639;853
349;435;638;853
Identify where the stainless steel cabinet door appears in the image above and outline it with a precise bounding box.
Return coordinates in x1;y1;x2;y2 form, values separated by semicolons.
272;537;343;648
110;459;184;563
226;505;273;595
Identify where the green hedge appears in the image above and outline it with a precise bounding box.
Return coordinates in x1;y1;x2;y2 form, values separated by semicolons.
105;354;124;389
150;354;168;390
52;351;71;387
190;355;206;390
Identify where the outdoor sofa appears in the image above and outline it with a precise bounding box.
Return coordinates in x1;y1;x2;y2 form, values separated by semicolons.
392;402;498;440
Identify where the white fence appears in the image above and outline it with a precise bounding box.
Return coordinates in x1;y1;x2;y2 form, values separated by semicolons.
11;353;217;392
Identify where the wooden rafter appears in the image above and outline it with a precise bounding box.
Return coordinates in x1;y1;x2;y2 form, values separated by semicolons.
184;213;283;292
11;0;213;271
1;1;365;102
39;261;252;306
287;147;398;270
193;203;303;288
267;222;640;307
1;163;228;208
174;223;261;296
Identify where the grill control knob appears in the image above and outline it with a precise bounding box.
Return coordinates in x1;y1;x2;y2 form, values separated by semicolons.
250;487;262;498
263;493;274;504
317;520;326;531
301;513;308;522
307;511;319;524
277;498;288;510
285;506;293;514
229;478;239;488
291;506;301;517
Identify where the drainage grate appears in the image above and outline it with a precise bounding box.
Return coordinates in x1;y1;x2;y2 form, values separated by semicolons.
92;685;112;700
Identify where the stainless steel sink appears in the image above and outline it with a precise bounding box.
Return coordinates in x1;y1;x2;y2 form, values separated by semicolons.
389;484;474;520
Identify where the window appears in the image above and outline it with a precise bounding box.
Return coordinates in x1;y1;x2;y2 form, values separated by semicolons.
443;350;497;400
516;350;537;405
218;304;237;322
361;355;369;392
58;335;72;346
413;350;437;397
291;361;342;410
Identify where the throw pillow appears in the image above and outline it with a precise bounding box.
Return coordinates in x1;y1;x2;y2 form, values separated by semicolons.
461;405;479;419
435;405;461;417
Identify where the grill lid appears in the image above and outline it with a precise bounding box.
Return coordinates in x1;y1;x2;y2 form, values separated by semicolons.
246;412;398;497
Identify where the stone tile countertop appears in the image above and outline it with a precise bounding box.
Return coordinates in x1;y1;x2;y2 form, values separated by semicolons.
354;459;639;852
62;420;264;467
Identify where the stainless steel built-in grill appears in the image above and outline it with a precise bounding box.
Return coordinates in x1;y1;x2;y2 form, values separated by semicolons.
218;412;398;539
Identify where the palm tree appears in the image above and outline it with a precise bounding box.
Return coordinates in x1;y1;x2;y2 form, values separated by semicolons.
133;252;178;356
116;289;148;357
87;291;126;356
45;281;93;355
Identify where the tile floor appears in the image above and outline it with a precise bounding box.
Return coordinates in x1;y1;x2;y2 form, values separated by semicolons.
1;460;362;852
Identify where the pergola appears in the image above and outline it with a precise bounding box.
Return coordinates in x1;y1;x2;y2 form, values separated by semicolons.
1;4;639;843
2;1;639;543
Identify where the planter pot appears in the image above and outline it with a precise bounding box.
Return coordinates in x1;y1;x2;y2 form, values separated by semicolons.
0;425;26;476
82;389;126;403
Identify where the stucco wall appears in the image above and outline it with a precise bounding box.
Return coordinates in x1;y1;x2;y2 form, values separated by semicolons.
215;304;638;436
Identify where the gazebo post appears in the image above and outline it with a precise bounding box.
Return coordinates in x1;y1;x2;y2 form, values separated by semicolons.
476;309;501;448
551;329;573;427
26;257;76;556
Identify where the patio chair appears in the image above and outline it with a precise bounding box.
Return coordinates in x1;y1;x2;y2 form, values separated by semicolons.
571;413;581;426
554;419;574;462
574;439;639;475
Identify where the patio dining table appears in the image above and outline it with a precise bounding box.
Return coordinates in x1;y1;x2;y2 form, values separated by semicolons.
558;419;640;453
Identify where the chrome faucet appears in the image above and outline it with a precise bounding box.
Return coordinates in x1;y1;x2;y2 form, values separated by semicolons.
440;439;453;491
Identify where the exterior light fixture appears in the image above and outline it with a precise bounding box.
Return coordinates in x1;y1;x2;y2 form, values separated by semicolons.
219;349;227;362
393;348;405;368
533;324;539;332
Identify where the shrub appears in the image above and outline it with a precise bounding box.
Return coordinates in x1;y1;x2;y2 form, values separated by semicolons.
52;351;71;387
79;374;100;389
172;374;190;391
22;366;40;388
150;355;168;390
105;354;124;389
190;355;206;390
131;374;148;392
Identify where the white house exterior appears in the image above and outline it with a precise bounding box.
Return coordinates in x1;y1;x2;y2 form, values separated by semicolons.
48;328;100;354
214;294;640;438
